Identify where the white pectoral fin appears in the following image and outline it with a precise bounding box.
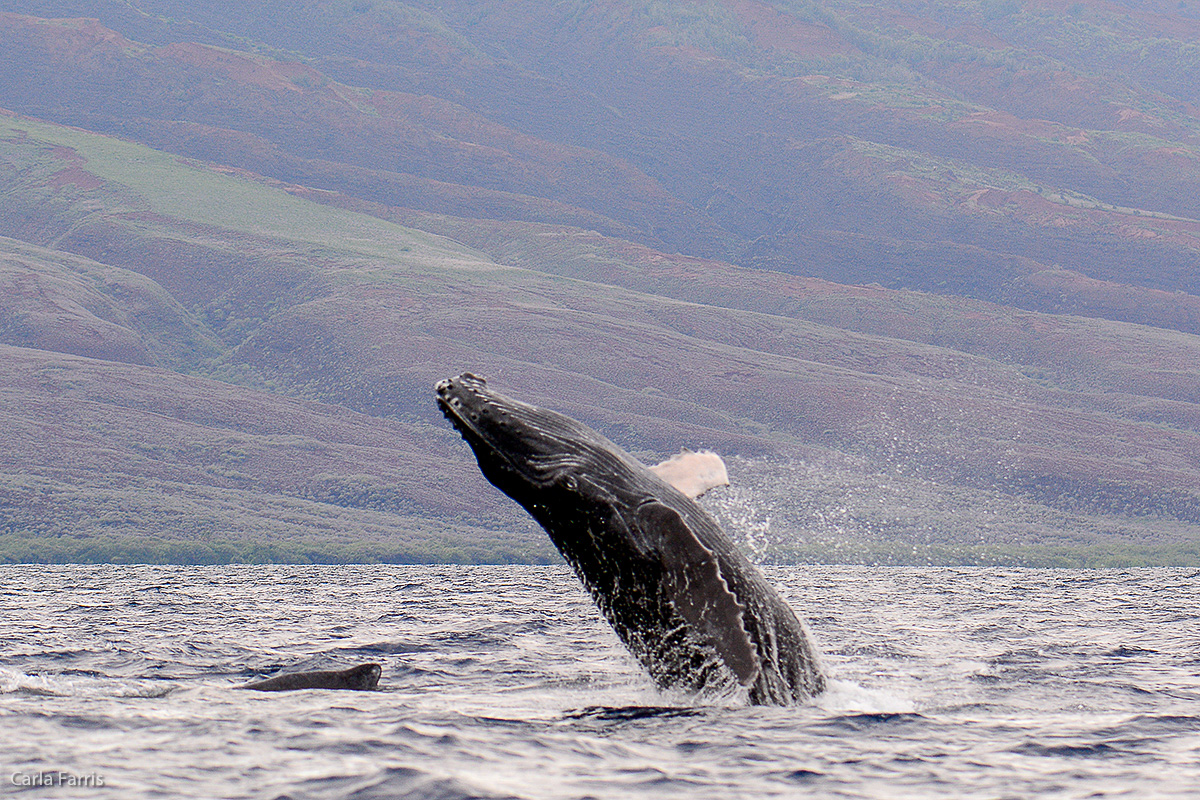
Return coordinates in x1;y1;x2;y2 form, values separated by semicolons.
635;502;759;686
648;450;730;499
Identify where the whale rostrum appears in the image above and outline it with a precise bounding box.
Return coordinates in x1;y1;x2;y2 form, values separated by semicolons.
436;373;825;704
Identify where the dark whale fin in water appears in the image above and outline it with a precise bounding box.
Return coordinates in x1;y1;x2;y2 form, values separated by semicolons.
636;502;760;686
237;663;382;692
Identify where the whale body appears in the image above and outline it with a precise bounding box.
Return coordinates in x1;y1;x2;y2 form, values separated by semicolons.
238;663;381;692
436;373;825;705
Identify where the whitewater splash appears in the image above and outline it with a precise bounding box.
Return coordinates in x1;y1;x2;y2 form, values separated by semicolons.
1;667;175;699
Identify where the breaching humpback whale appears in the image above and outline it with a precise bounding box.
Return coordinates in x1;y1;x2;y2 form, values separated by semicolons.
436;373;825;705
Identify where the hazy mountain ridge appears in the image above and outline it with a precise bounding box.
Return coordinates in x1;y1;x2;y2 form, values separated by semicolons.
1;2;1200;564
5;2;1200;316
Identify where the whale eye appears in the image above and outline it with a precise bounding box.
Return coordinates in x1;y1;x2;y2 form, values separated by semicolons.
564;476;579;491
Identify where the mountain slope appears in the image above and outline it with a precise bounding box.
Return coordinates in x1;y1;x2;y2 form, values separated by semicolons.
3;109;1200;564
0;342;546;563
2;4;1200;564
3;4;1200;332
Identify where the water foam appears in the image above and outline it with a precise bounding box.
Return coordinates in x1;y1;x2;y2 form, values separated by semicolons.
814;678;917;715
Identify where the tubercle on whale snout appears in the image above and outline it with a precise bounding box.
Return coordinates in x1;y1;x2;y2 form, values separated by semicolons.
436;372;488;396
437;374;489;409
437;376;520;433
438;393;494;426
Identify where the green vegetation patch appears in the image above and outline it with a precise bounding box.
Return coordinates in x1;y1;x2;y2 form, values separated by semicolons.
0;115;499;273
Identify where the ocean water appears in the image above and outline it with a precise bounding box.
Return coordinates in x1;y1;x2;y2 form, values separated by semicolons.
1;564;1198;799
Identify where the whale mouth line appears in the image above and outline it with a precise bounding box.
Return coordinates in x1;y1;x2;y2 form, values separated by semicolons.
436;394;475;436
438;394;495;453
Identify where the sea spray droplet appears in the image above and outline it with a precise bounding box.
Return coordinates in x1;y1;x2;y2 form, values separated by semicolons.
700;485;774;563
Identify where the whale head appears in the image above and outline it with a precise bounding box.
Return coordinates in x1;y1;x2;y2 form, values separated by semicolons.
435;373;648;512
344;663;382;690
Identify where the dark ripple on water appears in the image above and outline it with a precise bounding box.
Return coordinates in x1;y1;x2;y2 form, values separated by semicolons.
1;565;1199;799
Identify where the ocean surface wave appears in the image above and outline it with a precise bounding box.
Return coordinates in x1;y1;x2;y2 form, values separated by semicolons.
2;565;1198;798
